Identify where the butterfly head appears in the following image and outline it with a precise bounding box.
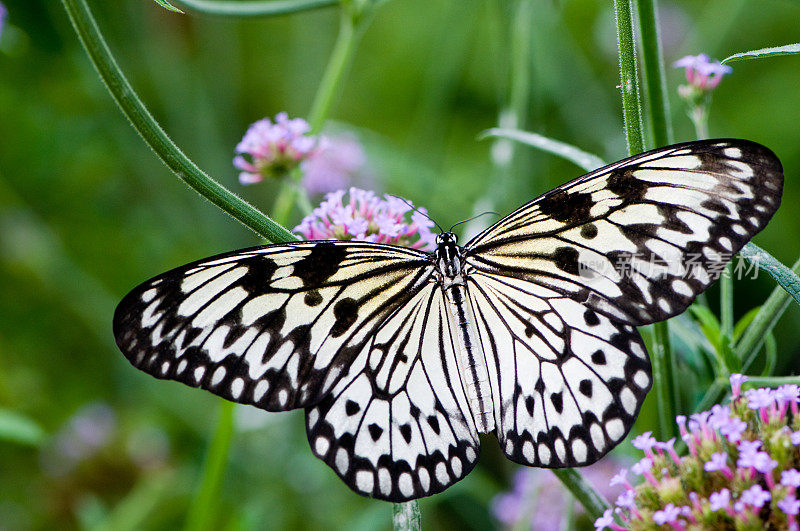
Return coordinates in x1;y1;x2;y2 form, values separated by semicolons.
434;232;464;279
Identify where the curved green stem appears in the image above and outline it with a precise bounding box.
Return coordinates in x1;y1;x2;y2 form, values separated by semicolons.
61;0;295;244
169;0;338;17
613;0;644;155
184;401;236;531
633;0;672;148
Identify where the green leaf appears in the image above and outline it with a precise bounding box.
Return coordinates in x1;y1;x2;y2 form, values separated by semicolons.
733;306;760;342
0;409;46;446
479;128;606;172
740;243;800;307
761;333;777;377
722;43;800;64
689;305;722;354
167;0;338;17
153;0;184;13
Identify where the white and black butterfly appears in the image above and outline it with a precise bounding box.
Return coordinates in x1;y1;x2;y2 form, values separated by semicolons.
114;139;782;501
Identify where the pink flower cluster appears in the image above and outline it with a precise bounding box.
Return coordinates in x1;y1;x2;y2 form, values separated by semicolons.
233;114;368;193
596;374;800;530
293;187;437;250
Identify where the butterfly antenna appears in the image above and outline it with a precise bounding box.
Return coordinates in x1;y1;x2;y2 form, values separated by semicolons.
398;197;445;234
449;211;499;233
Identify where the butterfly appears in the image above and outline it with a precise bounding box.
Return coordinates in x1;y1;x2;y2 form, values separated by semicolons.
114;139;782;502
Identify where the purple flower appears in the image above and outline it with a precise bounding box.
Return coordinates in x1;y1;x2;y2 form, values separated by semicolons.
741;484;771;508
631;457;653;476
594;508;616;530
234;113;320;185
632;431;658;457
779;496;800;516
615;489;636;510
704;452;730;474
792;430;800;445
745;388;774;422
673;54;732;90
709;488;731;511
782;469;800;488
653;503;681;525
719;416;748;443
294;188;437;250
752;451;778;474
300;134;369;196
0;2;7;41
610;469;631;489
729;373;748;399
656;438;681;464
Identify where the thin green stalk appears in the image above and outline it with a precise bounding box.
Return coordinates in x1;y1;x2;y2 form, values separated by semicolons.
169;0;337;17
271;4;369;223
61;0;295;243
617;0;676;439
633;0;672;148
392;500;420;531
613;0;644;155
743;375;800;387
308;8;364;132
184;401;236;531
738;256;800;369
552;469;610;521
720;264;734;339
695;256;800;411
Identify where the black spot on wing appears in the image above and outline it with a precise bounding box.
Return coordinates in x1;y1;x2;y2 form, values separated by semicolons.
538;189;593;223
553;246;580;275
607;168;648;202
331;297;359;337
580;223;598;239
292;242;348;286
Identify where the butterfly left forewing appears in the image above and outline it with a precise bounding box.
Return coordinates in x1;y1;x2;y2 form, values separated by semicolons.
113;241;433;412
466;139;783;325
465;268;650;467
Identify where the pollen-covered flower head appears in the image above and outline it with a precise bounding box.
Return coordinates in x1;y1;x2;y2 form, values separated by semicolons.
234;113;320;185
294;187;437;250
595;376;800;530
673;53;732;91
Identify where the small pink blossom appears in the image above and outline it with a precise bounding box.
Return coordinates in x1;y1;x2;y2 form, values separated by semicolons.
673;54;732;90
709;488;731;512
730;373;748;399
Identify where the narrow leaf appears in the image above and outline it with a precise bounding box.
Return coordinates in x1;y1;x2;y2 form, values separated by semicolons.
761;333;777;377
169;0;337;17
722;43;800;64
479;128;606;172
740;243;800;307
0;409;46;446
153;0;184;13
733;306;760;343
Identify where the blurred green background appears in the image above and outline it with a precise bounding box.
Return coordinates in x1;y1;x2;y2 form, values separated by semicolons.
1;0;799;529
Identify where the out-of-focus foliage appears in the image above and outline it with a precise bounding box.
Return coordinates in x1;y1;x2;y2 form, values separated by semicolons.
1;0;798;528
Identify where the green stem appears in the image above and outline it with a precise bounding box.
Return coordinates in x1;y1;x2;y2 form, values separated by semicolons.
61;0;295;243
720;264;734;339
617;0;677;439
392;501;420;531
184;401;236;531
551;469;610;521
613;0;644;155
308;8;364;132
169;0;338;17
633;0;672;148
743;375;800;387
737;256;800;370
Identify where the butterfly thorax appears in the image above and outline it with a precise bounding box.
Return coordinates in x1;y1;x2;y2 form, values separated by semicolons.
434;232;464;284
434;232;496;432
